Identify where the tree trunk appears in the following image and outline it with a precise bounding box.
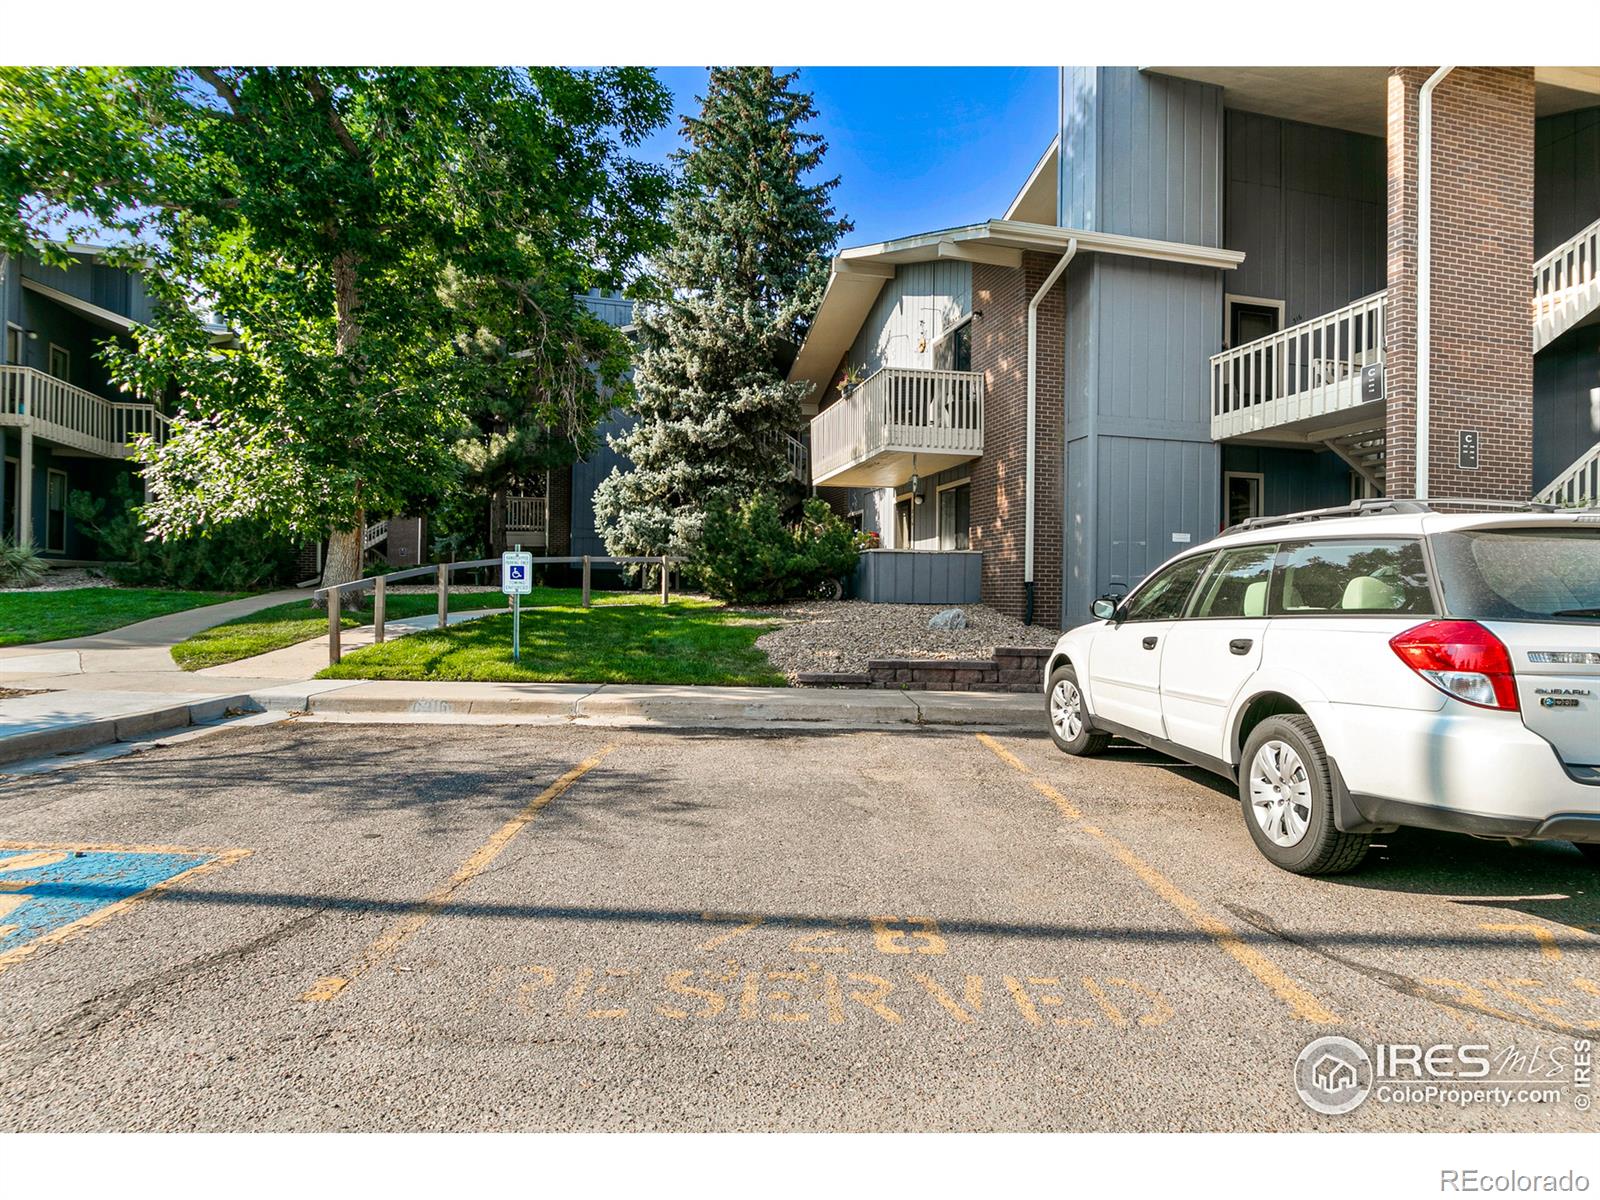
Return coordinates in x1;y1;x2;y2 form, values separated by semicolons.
321;514;365;597
320;245;366;601
333;249;362;358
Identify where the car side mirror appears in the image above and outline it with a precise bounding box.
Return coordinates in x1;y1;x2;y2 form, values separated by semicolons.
1091;597;1119;622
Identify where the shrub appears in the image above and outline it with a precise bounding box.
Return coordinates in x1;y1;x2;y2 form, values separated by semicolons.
0;538;49;588
695;494;860;603
67;475;297;592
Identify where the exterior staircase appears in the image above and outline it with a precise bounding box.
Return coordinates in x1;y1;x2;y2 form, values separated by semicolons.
1533;215;1600;353
1537;438;1600;507
1323;426;1388;493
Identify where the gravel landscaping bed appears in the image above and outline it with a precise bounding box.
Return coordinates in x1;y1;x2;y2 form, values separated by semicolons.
751;600;1059;680
0;568;117;593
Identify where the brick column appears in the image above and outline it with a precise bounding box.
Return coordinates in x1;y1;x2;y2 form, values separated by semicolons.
970;253;1065;624
1385;67;1535;502
547;467;572;555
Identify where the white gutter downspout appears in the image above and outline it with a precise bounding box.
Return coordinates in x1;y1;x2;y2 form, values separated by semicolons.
1024;237;1077;625
1416;66;1454;502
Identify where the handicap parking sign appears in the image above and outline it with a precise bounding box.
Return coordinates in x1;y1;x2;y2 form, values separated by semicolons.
501;550;533;596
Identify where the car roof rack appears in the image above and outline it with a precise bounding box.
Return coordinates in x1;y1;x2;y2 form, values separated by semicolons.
1227;496;1564;534
1229;498;1425;533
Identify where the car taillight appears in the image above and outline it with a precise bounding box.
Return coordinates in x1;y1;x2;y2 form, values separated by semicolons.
1389;620;1520;711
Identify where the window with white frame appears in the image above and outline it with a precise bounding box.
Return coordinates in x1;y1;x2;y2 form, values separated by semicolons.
1223;471;1264;528
894;493;913;548
47;344;70;382
937;481;970;550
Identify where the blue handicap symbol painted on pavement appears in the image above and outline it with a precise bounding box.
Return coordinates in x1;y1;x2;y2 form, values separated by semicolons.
0;846;219;959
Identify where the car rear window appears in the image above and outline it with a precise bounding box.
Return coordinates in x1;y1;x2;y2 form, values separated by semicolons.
1431;527;1600;622
1269;539;1434;616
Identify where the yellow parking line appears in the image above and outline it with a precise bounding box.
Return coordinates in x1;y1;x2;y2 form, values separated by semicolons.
975;733;1337;1025
301;744;616;1002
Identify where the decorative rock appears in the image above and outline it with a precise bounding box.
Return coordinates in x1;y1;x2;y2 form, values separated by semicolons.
928;608;969;631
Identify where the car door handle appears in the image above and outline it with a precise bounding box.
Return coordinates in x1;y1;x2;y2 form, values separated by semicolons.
1141;636;1158;650
1229;638;1253;655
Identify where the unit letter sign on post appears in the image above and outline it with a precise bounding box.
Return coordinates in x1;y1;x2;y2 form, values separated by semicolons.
501;550;533;664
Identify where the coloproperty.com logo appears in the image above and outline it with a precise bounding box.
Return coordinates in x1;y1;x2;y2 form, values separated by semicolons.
1294;1035;1593;1115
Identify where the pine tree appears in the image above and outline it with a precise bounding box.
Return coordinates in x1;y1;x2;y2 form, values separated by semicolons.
594;68;850;558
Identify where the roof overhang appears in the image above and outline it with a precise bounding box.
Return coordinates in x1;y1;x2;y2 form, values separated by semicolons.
1143;66;1600;137
1004;137;1058;225
20;276;138;334
789;218;1245;408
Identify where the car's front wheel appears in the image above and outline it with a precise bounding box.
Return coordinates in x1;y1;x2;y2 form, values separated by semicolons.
1046;664;1110;756
1239;714;1369;875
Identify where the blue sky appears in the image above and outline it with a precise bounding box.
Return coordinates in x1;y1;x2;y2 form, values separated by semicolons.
638;68;1058;248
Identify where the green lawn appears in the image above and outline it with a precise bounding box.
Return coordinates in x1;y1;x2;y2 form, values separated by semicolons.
0;587;252;647
316;594;784;686
169;589;523;671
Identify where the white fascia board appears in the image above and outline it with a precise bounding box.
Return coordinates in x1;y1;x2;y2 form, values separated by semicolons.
983;220;1246;270
19;276;139;332
936;240;1023;268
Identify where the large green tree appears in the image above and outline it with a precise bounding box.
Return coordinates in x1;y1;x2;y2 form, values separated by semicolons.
593;67;850;559
0;67;671;587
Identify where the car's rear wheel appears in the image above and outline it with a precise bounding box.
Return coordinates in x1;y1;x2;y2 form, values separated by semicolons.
1046;664;1110;756
1239;714;1369;875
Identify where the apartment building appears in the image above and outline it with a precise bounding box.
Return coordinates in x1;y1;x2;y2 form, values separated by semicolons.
790;66;1600;625
0;245;171;561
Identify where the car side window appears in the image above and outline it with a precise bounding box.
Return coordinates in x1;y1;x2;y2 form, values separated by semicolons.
1120;554;1213;622
1188;544;1278;619
1270;538;1434;616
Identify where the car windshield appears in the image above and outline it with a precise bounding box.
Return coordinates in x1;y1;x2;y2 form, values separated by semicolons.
1430;526;1600;622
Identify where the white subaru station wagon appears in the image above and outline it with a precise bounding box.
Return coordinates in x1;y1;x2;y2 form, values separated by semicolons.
1043;500;1600;875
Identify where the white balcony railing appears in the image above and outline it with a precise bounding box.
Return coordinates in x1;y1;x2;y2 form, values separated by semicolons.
1533;215;1600;353
1211;291;1386;441
810;367;983;487
0;364;171;458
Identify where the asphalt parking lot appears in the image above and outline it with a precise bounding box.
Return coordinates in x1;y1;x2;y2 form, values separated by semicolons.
1;719;1596;1131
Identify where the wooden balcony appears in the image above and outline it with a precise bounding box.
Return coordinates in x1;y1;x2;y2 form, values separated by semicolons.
810;367;984;488
504;491;549;547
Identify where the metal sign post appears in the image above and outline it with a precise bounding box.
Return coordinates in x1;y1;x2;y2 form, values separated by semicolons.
501;545;533;666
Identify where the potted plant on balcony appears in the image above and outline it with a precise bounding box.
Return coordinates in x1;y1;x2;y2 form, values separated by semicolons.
836;363;865;398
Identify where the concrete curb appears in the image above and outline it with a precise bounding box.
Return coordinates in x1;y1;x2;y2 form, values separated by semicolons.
0;692;261;767
293;682;1043;731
